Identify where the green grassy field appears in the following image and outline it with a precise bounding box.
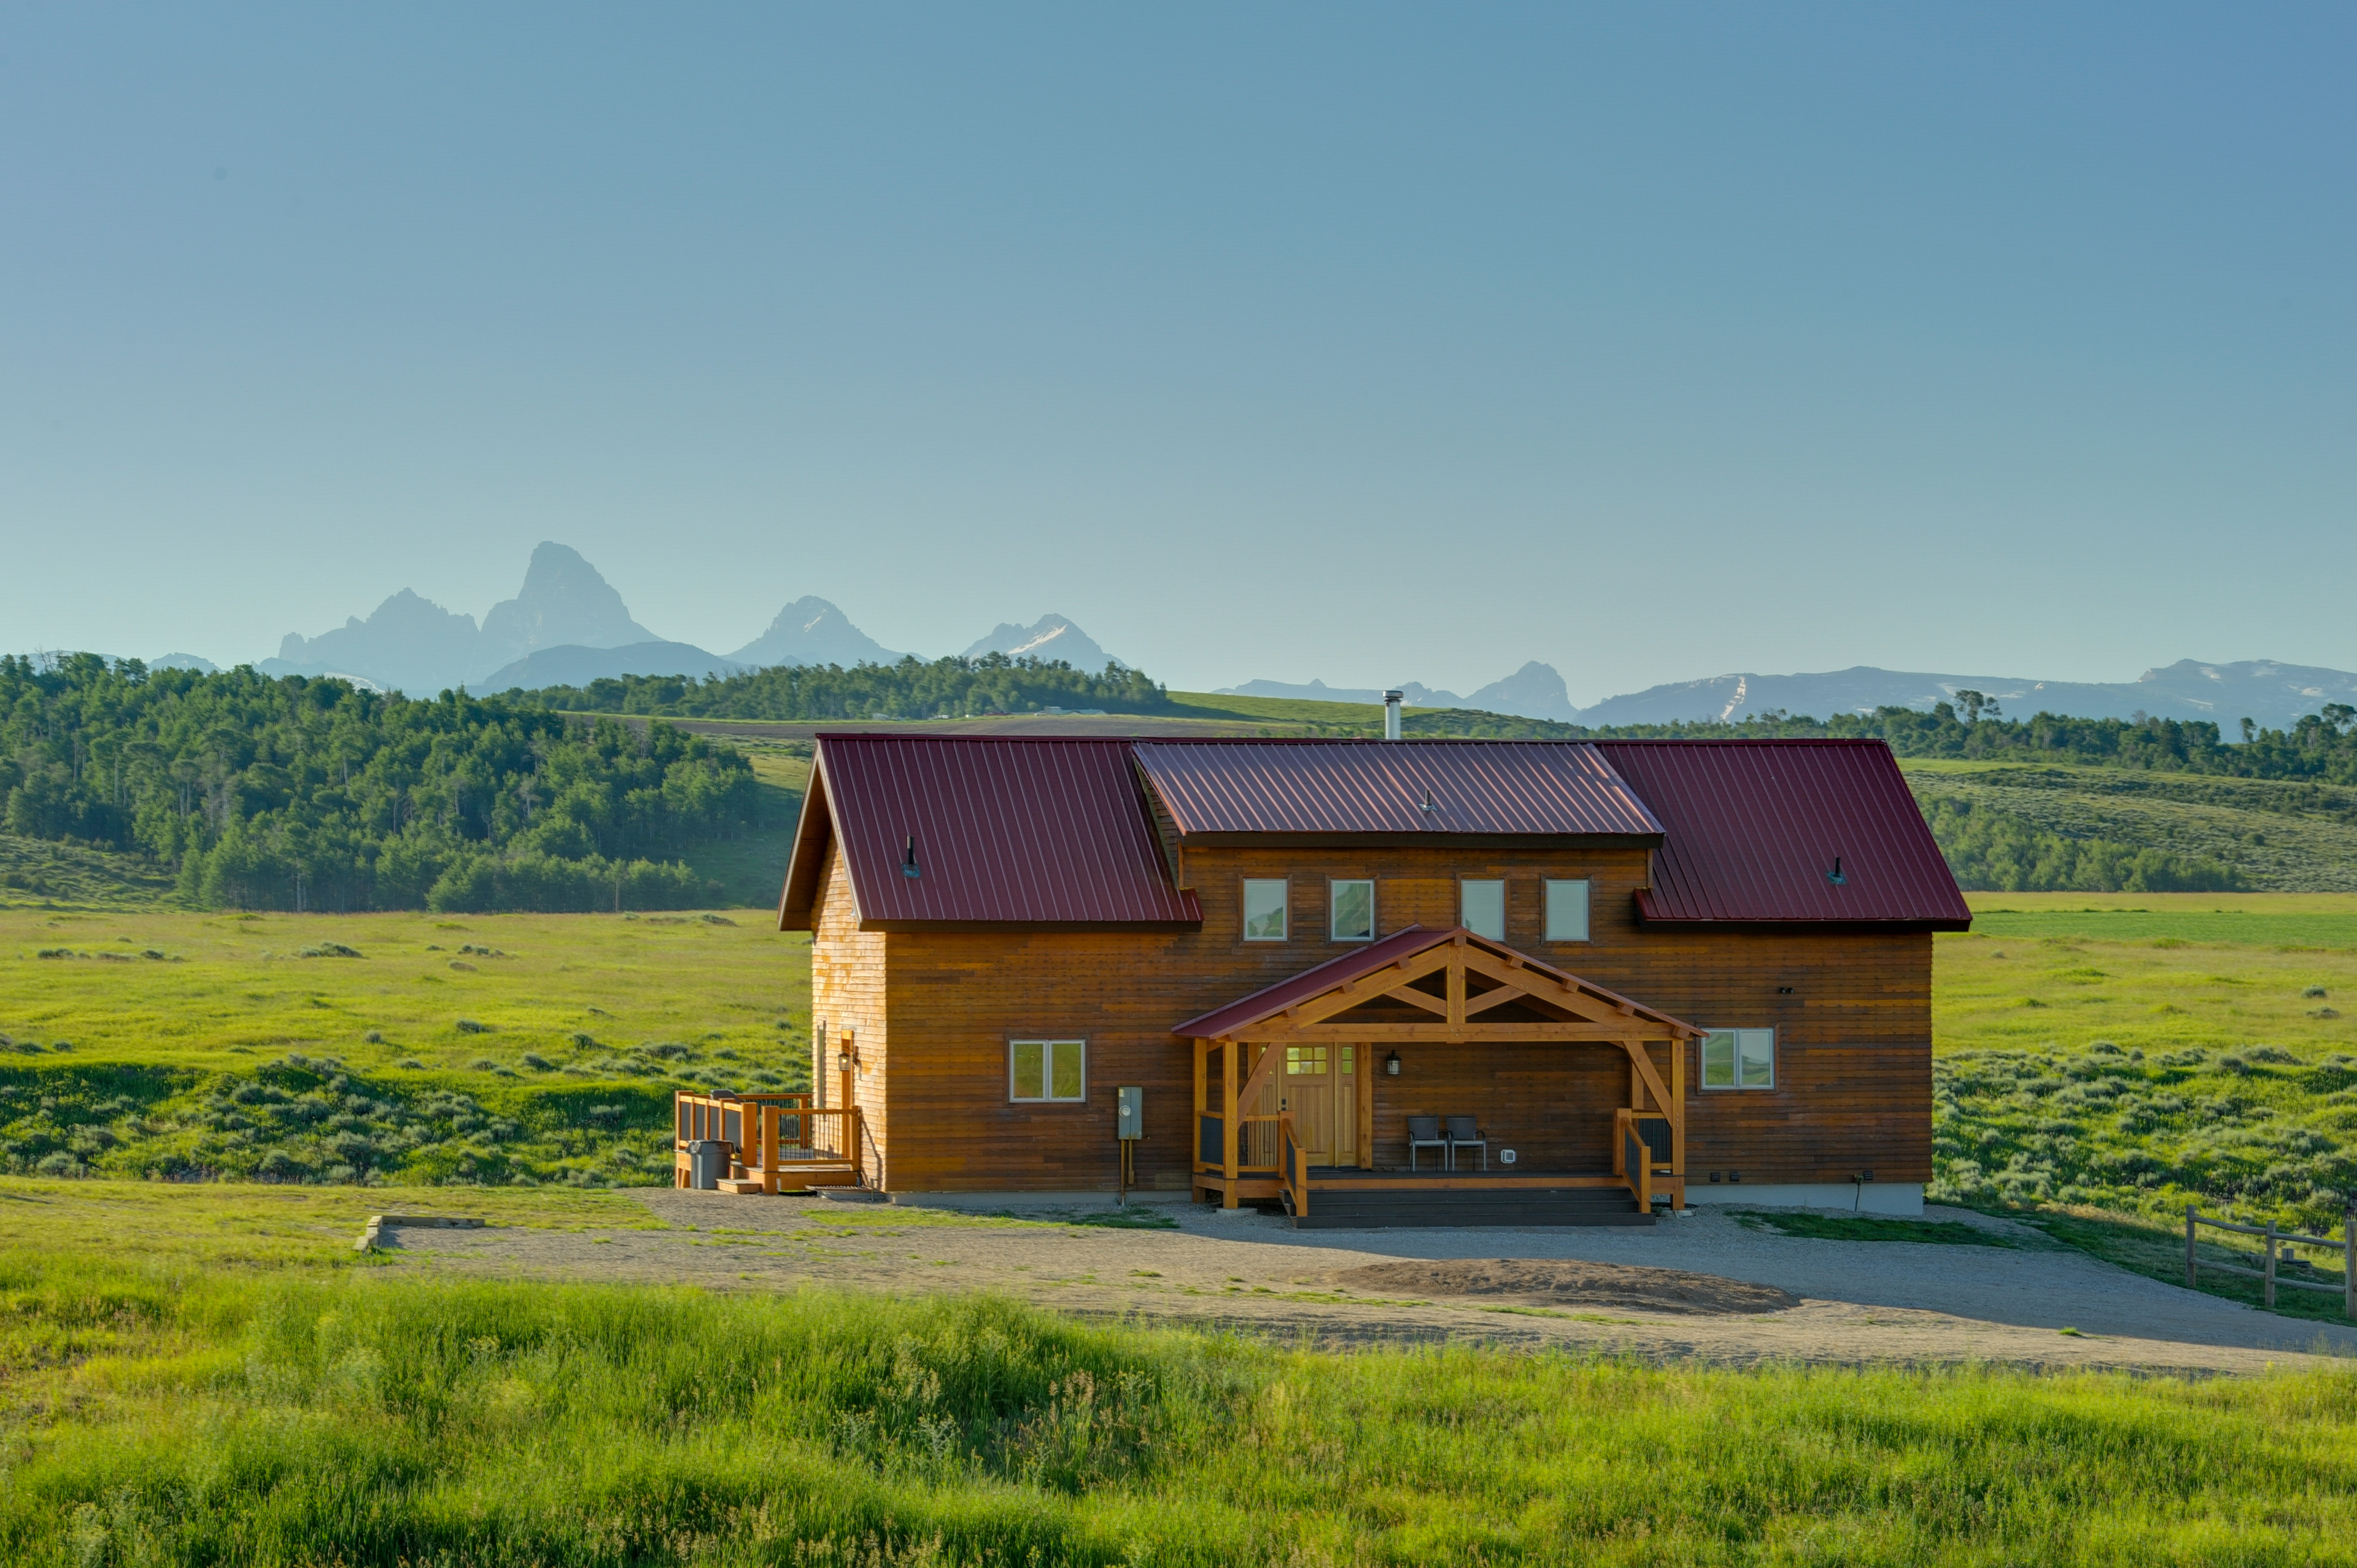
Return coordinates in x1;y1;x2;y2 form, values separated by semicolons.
4;1200;2357;1566
4;887;2357;1315
1905;762;2357;892
0;906;811;1186
1937;893;2357;1289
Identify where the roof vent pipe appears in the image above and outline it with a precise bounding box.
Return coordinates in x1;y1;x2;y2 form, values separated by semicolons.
1383;690;1404;741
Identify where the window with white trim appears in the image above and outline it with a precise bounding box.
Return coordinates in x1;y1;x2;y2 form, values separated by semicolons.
1242;879;1288;941
1329;878;1375;942
1544;878;1590;943
1460;878;1504;941
1701;1029;1775;1091
1010;1039;1086;1102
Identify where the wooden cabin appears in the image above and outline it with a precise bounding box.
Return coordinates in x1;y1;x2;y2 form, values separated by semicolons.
773;735;1969;1225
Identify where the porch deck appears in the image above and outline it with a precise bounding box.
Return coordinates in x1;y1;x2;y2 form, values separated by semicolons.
1289;1166;1657;1229
1186;929;1695;1223
674;1092;863;1194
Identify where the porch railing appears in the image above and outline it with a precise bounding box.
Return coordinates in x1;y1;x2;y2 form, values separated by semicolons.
1279;1113;1306;1219
1194;1113;1284;1179
1614;1108;1671;1210
675;1091;861;1186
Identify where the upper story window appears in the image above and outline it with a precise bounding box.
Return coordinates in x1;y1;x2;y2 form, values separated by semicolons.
1329;878;1374;942
1701;1028;1775;1090
1242;879;1288;941
1544;878;1591;943
1460;878;1504;941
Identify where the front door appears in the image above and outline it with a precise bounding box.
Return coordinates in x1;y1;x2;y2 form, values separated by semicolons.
1282;1045;1358;1167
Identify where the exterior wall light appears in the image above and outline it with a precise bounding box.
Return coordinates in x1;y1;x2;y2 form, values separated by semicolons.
1385;1051;1401;1076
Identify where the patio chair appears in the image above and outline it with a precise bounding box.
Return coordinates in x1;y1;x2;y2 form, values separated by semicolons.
1407;1115;1450;1172
1444;1115;1488;1172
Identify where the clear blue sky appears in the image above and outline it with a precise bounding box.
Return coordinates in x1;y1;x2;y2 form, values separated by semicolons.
3;5;2348;703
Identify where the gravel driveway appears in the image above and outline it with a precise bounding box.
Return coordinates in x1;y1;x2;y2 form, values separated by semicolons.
386;1192;2357;1377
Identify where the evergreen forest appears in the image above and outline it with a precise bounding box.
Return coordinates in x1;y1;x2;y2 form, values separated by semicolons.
519;652;1172;720
0;655;758;912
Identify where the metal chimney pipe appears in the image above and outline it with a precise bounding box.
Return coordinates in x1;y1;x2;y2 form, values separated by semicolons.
1383;689;1404;741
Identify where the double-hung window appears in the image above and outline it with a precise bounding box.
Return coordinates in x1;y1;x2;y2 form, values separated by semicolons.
1544;878;1590;943
1010;1039;1087;1102
1242;879;1288;941
1329;878;1375;942
1701;1029;1775;1090
1460;878;1505;941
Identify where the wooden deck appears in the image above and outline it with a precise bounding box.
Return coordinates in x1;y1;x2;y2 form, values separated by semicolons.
1287;1168;1655;1229
675;1092;863;1193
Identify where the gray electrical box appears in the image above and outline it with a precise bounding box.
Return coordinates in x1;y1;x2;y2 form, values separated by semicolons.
1116;1086;1144;1140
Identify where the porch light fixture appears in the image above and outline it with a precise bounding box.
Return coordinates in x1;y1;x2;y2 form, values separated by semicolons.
903;836;921;879
1827;855;1846;885
1384;1051;1401;1076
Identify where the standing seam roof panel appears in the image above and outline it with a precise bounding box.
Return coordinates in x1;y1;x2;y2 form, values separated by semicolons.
1131;741;1663;837
820;736;1201;925
1593;740;1970;925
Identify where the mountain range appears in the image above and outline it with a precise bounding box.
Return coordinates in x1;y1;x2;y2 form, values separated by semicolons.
1220;662;1580;721
123;541;2357;732
1225;659;2356;731
1574;660;2357;732
248;543;1126;697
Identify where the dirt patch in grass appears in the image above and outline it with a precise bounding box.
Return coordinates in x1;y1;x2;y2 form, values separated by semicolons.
1329;1257;1797;1316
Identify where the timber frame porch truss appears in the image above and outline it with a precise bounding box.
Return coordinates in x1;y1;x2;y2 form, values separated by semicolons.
1184;927;1706;1210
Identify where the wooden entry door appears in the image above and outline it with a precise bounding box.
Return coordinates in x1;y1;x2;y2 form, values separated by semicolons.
1282;1045;1358;1167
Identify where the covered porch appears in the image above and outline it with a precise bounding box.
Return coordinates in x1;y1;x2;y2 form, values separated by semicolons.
1177;927;1703;1225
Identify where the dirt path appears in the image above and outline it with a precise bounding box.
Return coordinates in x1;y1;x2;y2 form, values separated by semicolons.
384;1193;2357;1375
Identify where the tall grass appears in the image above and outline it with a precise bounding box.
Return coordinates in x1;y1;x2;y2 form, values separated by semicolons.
8;1249;2357;1564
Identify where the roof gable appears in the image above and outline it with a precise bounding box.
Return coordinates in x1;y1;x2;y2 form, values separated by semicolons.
1131;740;1662;841
1171;924;1703;1040
778;736;1202;930
1593;739;1970;928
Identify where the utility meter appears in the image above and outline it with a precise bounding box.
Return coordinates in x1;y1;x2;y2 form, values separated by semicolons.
1116;1086;1144;1140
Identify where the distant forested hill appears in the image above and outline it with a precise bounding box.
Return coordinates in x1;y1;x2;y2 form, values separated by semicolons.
521;654;1173;720
0;654;758;912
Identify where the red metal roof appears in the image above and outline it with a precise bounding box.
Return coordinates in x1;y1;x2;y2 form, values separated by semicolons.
778;736;1202;929
1131;740;1662;840
1171;924;1703;1040
1593;740;1970;928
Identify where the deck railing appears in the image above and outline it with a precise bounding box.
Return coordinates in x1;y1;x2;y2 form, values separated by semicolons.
675;1091;861;1188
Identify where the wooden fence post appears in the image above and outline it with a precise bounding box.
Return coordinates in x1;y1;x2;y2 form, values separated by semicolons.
2186;1203;2197;1288
2264;1219;2278;1310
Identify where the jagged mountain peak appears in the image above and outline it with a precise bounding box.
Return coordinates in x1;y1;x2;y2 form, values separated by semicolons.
962;614;1121;670
473;543;655;677
727;595;904;669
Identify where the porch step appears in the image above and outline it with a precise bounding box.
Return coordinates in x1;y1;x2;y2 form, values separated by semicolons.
1290;1186;1655;1229
715;1178;770;1195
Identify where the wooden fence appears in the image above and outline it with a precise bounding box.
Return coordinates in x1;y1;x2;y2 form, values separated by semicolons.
2185;1203;2356;1316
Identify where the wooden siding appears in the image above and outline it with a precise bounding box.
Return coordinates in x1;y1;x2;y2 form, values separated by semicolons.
843;843;1930;1192
808;836;888;1179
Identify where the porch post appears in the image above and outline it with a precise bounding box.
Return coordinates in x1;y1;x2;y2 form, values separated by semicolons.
1193;1038;1207;1198
1669;1038;1686;1184
1357;1046;1375;1169
1221;1038;1240;1207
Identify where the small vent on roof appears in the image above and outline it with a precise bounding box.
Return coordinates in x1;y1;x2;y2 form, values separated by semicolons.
903;836;921;879
1827;855;1846;886
1418;788;1436;816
